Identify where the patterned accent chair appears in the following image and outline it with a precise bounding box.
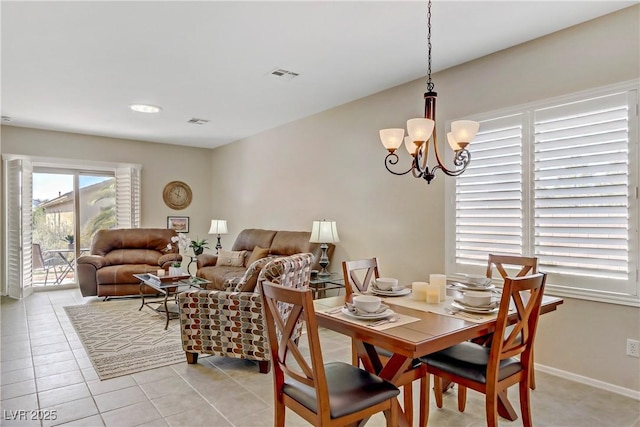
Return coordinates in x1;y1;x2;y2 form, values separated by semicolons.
178;253;313;373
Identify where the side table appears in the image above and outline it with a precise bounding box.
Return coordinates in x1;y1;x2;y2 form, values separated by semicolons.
309;272;344;299
135;274;211;329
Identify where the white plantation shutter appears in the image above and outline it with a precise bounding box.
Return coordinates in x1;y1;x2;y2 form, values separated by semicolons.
534;91;634;294
116;166;141;228
448;83;638;302
454;114;525;266
4;158;33;299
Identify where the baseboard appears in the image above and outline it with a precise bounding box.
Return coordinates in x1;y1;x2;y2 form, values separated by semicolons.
535;363;640;400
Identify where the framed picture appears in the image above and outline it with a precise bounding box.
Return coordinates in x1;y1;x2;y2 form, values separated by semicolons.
167;216;189;233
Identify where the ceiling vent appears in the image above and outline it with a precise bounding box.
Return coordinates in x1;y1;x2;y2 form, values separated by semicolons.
268;68;300;80
187;118;209;125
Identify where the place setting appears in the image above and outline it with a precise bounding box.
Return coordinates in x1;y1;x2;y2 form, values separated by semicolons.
367;277;412;297
321;295;420;330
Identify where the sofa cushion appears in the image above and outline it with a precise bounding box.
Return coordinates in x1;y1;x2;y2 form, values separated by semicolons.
104;249;163;266
234;256;277;293
91;228;178;256
245;245;270;267
270;231;314;256
217;250;246;267
232;229;277;252
198;265;247;290
96;264;160;285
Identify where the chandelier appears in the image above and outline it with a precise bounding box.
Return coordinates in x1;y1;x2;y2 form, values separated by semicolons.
379;0;479;184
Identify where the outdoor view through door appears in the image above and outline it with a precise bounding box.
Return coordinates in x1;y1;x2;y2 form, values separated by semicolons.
32;171;116;287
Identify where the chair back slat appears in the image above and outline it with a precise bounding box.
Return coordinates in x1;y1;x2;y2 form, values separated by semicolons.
486;254;538;280
342;258;380;295
488;273;546;373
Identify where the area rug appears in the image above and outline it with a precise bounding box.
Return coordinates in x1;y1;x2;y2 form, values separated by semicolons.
64;299;185;380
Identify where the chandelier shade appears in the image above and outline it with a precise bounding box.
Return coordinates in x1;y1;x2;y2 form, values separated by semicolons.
451;120;480;145
379;128;405;152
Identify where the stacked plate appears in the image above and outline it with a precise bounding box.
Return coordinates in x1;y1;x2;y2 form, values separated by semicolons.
451;299;499;314
449;274;495;291
369;283;411;297
341;305;394;320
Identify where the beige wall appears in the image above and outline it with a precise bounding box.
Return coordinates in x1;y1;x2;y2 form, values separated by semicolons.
1;126;214;250
210;6;640;392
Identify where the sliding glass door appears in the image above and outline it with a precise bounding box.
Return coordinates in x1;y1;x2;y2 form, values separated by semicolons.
32;170;116;287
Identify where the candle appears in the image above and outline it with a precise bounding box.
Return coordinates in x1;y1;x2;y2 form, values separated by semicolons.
430;274;447;302
426;284;440;303
157;269;165;277
411;282;428;301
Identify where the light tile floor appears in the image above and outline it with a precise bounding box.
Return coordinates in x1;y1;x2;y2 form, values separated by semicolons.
1;288;639;427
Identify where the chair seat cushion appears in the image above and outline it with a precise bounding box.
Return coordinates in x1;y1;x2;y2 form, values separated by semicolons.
421;341;522;384
283;362;399;419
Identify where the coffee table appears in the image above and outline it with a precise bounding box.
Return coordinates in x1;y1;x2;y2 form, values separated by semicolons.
135;274;211;329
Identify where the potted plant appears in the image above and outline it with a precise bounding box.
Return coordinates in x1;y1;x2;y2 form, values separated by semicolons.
169;260;182;277
189;237;209;256
63;234;74;249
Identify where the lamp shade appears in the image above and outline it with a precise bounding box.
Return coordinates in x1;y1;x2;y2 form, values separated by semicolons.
451;120;480;143
447;132;461;151
407;118;435;143
404;136;420;156
310;220;340;244
208;219;228;235
379;128;405;151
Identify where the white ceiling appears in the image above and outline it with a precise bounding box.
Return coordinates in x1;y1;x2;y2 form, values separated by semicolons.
1;1;636;149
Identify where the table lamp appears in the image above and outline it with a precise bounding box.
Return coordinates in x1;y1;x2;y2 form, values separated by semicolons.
208;219;228;254
309;220;340;277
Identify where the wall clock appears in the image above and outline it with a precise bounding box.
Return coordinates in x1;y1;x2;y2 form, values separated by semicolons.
162;181;192;210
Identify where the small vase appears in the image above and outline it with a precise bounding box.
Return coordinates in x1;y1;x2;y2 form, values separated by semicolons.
169;266;182;276
194;248;204;256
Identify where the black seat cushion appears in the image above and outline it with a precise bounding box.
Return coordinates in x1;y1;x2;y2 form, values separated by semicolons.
420;341;522;384
283;362;400;419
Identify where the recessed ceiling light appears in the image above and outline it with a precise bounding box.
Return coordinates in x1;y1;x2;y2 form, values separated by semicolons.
129;104;162;113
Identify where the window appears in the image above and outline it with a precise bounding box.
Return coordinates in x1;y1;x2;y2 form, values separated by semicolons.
446;82;639;305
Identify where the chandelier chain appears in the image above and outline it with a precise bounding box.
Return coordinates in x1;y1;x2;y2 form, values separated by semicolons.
426;0;434;92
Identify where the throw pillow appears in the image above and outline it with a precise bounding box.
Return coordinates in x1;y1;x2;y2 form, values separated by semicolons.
217;250;246;267
245;245;270;267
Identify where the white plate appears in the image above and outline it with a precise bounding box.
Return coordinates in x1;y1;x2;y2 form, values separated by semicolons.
453;298;498;310
449;281;496;291
370;287;411;297
451;301;498;314
341;307;394;320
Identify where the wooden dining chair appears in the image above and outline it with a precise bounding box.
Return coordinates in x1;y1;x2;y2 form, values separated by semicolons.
342;258;428;427
421;273;547;427
259;280;400;427
486;254;539;389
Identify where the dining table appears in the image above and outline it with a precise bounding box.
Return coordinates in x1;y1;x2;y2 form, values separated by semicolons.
48;248;89;284
313;289;563;427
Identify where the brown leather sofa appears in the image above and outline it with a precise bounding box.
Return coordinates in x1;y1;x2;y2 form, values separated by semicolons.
77;228;182;297
196;228;334;290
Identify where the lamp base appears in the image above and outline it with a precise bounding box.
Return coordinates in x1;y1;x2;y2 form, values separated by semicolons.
215;235;222;254
317;243;330;277
317;267;331;277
